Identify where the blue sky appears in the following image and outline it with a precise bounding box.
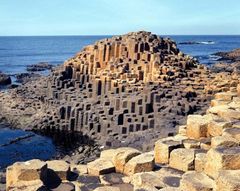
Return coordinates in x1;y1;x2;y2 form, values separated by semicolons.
0;0;240;36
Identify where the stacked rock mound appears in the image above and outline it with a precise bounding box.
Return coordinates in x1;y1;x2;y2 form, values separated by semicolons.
0;31;218;150
6;84;240;191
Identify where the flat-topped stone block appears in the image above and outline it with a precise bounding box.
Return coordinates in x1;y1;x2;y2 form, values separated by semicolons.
223;128;240;141
87;158;115;176
186;115;212;139
93;186;121;191
207;120;232;137
211;136;239;148
154;138;183;164
216;170;240;191
113;147;141;173
8;179;46;191
215;92;237;101
169;148;195;172
47;160;70;181
205;147;240;178
123;152;155;175
6;159;47;189
180;171;216;191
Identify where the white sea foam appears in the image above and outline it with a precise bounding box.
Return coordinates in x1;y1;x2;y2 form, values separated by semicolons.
199;41;215;45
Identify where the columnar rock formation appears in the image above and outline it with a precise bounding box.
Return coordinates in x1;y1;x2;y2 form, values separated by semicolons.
0;31;237;151
6;86;240;191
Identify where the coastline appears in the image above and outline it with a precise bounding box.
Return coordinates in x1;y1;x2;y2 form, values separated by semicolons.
1;32;240;190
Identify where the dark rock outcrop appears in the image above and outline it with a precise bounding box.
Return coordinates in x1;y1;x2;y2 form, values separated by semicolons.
0;73;11;86
26;62;53;72
14;73;41;84
214;48;240;62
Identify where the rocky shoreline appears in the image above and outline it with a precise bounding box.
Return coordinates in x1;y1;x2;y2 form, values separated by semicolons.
1;31;240;190
5;85;240;191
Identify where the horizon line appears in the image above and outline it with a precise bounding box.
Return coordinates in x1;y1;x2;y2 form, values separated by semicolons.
0;34;240;37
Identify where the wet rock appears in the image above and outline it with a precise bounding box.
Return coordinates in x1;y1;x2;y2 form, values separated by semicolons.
14;73;41;84
214;48;240;62
0;73;11;85
26;62;53;72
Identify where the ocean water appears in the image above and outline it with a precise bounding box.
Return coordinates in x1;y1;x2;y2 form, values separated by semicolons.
0;126;55;169
0;35;240;75
0;35;240;169
171;35;240;64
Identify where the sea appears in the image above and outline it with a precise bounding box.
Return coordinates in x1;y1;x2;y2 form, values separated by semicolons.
0;35;240;169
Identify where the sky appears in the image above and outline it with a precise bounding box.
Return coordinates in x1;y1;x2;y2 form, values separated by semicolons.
0;0;240;36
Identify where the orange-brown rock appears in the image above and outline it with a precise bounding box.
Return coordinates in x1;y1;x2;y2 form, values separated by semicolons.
204;147;240;178
169;148;195;172
123;152;155;175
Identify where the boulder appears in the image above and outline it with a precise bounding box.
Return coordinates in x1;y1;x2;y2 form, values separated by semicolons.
6;159;47;189
180;171;216;191
216;170;240;191
26;62;53;72
154;138;182;164
47;160;70;181
123;152;155;175
0;73;11;85
186;115;212;139
169;148;195;172
113;147;141;173
87;158;115;176
204;147;240;178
